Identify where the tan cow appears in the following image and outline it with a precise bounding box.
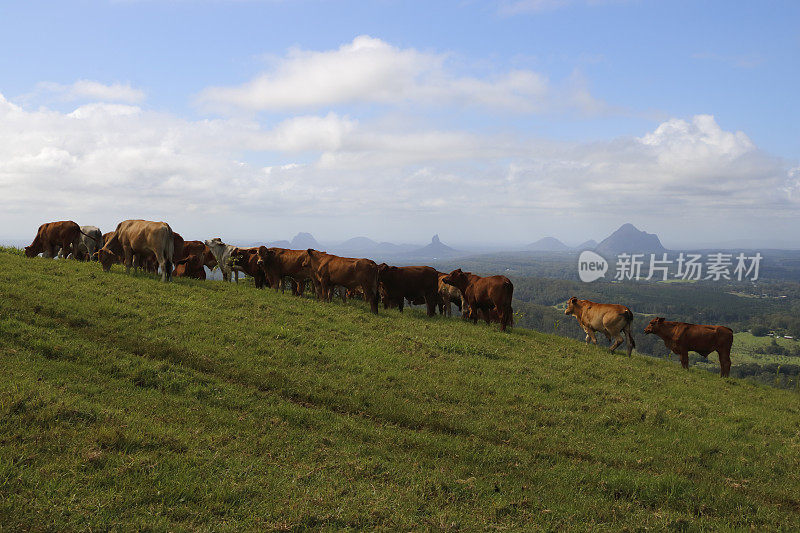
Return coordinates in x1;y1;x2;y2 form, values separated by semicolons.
564;297;635;356
95;220;175;282
437;272;465;317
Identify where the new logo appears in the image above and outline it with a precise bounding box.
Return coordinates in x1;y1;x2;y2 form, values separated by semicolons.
578;250;608;282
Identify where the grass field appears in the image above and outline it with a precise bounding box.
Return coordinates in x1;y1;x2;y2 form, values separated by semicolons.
1;249;799;530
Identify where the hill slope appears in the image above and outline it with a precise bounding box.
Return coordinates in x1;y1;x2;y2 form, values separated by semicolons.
0;250;798;530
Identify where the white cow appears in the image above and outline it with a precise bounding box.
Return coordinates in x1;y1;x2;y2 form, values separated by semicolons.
204;237;240;282
77;225;102;260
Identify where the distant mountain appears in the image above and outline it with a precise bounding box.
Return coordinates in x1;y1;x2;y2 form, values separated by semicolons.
408;234;460;258
595;223;666;255
526;237;569;252
290;232;321;250
338;236;378;251
268;239;292;248
574;239;598;250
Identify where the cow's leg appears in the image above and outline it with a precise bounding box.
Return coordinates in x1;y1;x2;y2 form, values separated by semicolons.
678;351;689;369
397;298;404;313
586;329;598;345
717;349;732;378
609;333;624;353
123;247;134;274
425;295;436;317
156;251;167;283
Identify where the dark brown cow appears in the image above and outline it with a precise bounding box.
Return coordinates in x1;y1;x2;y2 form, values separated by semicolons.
174;254;207;280
644;318;734;377
304;249;379;314
95;220;175;282
229;247;267;288
257;247;316;295
565;297;635;356
377;264;439;316
441;268;514;331
25;221;84;259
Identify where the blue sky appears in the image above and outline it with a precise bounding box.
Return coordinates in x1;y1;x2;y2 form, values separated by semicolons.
1;0;798;247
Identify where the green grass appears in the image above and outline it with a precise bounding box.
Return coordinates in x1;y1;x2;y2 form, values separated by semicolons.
1;250;799;531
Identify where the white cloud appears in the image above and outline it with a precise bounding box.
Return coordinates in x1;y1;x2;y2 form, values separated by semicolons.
197;35;605;114
0;89;795;244
33;80;145;103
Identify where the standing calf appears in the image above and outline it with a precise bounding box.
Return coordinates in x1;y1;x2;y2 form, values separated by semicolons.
564;297;635;356
644;317;733;377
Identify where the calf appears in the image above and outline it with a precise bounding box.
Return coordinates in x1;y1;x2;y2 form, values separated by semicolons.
304;249;379;314
174;253;207;280
257;247;317;296
229;247;267;288
378;264;439;316
564;297;635;356
644;317;733;377
441;268;514;331
437;272;465;317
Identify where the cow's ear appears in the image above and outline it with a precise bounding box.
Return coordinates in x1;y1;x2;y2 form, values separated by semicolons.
569;296;577;303
258;245;268;255
656;317;664;323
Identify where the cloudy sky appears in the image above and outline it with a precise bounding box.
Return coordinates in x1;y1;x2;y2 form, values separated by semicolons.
1;0;797;248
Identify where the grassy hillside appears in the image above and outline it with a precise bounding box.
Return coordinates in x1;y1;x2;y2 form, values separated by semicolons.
1;249;799;530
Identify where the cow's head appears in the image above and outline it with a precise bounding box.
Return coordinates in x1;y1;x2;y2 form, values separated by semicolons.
644;317;665;334
204;237;225;252
377;263;397;281
24;245;40;258
442;268;469;291
95;248;118;272
564;296;579;316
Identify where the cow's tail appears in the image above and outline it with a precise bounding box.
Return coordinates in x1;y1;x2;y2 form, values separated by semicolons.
78;228;101;244
164;226;175;281
623;308;636;349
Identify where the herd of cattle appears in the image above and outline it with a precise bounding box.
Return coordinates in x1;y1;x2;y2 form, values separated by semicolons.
23;219;736;376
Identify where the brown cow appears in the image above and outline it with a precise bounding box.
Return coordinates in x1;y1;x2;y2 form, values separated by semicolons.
229;247;267;288
95;220;175;282
644;318;733;377
174;253;207;280
304;249;379;314
25;221;88;259
257;247;316;296
437;272;465;317
377;264;439;316
176;240;217;269
441;269;514;331
564;297;635;356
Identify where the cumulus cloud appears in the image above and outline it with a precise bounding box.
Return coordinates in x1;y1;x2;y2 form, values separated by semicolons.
196;35;605;114
33;80;146;103
0;89;795;243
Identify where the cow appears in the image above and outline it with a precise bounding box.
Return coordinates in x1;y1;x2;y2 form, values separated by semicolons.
256;247;316;296
644;318;733;377
76;226;102;261
441;269;514;331
204;238;241;282
377;264;439;316
437;272;465;317
25;221;97;259
564;297;636;356
95;220;175;282
229;247;267;288
304;249;379;314
174;253;207;280
172;232;185;264
176;240;217;270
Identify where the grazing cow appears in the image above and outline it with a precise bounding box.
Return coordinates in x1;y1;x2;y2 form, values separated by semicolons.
229;247;267;288
377;264;439;316
441;269;514;331
257;247;316;295
644;318;733;377
176;240;217;269
76;226;102;261
172;232;185;264
204;238;241;282
174;254;207;280
564;297;636;356
25;221;87;259
95;220;175;282
437;272;465;317
102;232;115;246
304;249;379;314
